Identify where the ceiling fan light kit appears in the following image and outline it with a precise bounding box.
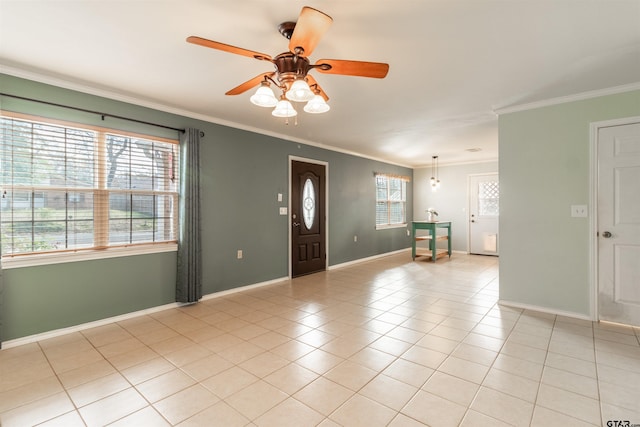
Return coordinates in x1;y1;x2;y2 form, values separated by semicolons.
304;94;330;114
272;97;298;118
286;78;315;102
187;6;389;122
249;81;278;107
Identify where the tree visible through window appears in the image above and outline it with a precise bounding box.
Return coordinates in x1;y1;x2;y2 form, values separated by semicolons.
375;173;408;228
0;113;179;257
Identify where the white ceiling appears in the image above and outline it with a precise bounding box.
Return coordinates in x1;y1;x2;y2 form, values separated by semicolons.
1;1;639;167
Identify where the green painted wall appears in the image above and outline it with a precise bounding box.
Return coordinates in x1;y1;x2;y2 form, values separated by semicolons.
0;74;412;341
498;89;640;316
2;253;177;339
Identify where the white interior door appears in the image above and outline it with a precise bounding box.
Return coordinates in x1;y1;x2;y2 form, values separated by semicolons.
598;122;640;326
469;173;499;256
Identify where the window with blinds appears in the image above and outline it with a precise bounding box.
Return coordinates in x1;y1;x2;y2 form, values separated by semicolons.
0;113;179;259
375;173;408;229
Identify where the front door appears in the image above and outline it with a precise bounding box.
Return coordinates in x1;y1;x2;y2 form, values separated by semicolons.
469;173;499;255
598;121;640;326
291;160;326;277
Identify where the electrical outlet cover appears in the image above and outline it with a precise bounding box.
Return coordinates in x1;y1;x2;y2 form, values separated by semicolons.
571;205;588;217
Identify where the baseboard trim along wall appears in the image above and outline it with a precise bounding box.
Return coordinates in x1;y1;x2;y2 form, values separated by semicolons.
2;301;182;349
5;249;419;349
328;248;410;270
3;250;503;349
2;276;289;349
199;277;290;302
498;299;594;322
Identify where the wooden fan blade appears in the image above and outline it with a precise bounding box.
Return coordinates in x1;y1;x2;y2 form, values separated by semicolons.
315;59;389;79
289;7;332;56
306;74;329;101
187;36;272;61
226;72;275;95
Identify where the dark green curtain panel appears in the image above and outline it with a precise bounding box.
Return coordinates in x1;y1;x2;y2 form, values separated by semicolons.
176;128;202;303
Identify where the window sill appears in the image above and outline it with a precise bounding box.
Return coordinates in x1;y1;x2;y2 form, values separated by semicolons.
1;244;178;269
375;223;408;230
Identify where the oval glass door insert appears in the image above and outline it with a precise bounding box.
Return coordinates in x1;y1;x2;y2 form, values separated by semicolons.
302;178;315;229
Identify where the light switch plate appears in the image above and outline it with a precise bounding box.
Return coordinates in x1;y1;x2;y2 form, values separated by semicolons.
571;205;587;217
277;193;283;202
279;207;287;215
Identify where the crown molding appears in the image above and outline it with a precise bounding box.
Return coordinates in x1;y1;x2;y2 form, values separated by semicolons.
0;64;413;169
494;82;640;115
413;158;499;169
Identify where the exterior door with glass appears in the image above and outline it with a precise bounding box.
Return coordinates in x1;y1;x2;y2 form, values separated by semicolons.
598;121;640;326
291;160;326;277
469;173;499;255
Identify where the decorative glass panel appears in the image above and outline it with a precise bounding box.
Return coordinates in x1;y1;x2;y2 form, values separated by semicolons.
478;181;499;216
302;178;315;229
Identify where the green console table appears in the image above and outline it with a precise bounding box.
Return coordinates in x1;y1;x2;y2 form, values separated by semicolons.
411;221;452;261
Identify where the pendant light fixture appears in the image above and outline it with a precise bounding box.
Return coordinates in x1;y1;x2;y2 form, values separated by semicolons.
430;156;441;191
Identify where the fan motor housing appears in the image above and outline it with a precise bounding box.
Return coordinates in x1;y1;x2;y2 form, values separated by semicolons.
273;53;311;88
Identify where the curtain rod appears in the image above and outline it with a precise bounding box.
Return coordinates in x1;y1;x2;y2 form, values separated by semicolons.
0;92;193;135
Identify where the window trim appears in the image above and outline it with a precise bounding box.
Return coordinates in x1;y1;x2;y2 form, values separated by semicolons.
375;223;408;230
1;111;179;265
1;242;177;269
375;172;409;230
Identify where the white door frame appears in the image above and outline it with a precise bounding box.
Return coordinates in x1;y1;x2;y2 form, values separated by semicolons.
288;156;329;278
589;115;640;321
467;172;499;254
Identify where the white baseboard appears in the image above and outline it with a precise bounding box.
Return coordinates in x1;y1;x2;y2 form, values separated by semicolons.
2;276;291;350
1;301;182;349
328;248;410;270
1;249;425;349
200;277;290;301
498;299;594;321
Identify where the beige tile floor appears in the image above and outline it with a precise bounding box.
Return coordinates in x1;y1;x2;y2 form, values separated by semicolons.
1;252;639;426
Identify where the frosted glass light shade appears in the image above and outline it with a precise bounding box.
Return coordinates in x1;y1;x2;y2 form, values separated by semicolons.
303;95;330;114
272;99;297;117
285;79;314;102
250;85;278;107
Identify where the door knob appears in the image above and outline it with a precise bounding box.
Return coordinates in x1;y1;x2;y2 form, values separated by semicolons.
602;231;612;238
293;222;300;227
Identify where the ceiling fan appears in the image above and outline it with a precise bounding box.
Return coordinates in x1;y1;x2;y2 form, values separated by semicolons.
186;6;389;118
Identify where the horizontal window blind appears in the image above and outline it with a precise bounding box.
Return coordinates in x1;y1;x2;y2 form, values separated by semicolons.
1;113;179;257
375;173;408;227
